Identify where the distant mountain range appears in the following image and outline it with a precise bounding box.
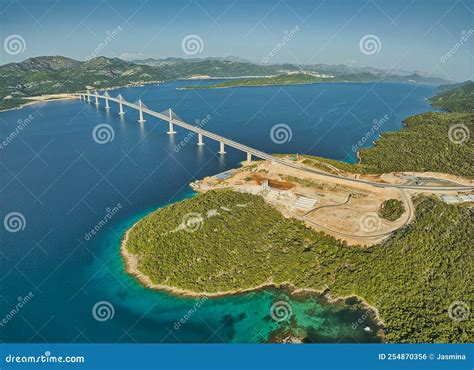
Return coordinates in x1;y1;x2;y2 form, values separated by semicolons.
134;56;252;66
133;56;449;84
0;55;452;111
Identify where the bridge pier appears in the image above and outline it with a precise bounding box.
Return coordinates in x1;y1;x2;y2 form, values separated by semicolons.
104;95;110;110
218;142;226;154
86;91;91;103
197;133;204;145
138;100;146;123
247;152;252;163
118;95;125;115
167;108;176;134
94;91;99;106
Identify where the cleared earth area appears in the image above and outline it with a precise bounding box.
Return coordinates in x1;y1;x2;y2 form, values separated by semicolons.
192;158;472;245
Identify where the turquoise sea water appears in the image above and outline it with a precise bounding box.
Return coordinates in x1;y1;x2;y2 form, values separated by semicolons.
0;81;438;342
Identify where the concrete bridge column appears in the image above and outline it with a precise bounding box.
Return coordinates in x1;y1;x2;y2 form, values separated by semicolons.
218;142;226;154
167;108;176;134
94;91;99;106
247;152;252;163
118;95;125;115
197;133;204;145
86;91;91;103
105;95;110;110
138;100;146;123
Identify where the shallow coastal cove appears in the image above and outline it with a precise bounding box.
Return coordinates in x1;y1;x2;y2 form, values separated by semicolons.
114;192;382;343
79;195;381;343
0;81;437;343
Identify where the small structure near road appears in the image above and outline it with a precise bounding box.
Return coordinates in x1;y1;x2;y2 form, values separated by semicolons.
293;196;318;210
441;194;474;204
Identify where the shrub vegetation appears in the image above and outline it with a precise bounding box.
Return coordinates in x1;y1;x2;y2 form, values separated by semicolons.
378;199;405;221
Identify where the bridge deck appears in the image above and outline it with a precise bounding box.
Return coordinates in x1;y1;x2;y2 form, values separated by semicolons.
76;93;474;192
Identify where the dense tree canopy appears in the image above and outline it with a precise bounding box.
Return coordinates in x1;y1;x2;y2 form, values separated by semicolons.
126;190;473;343
302;112;473;177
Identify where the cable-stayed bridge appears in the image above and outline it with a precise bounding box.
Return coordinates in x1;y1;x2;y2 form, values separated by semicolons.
75;91;474;192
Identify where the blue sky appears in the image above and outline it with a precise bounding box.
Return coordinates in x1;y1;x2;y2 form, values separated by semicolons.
0;0;472;81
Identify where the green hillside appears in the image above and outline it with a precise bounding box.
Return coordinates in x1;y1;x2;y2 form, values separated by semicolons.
181;72;444;90
125;190;473;343
0;56;167;110
429;81;474;112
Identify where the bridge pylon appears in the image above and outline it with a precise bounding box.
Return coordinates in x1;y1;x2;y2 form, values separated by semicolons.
167;108;177;134
219;142;226;154
86;90;91;103
138;100;146;123
197;133;204;145
94;90;99;106
104;92;110;110
117;94;125;115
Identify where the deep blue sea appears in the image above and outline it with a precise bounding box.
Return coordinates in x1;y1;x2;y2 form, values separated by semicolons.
0;81;438;343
